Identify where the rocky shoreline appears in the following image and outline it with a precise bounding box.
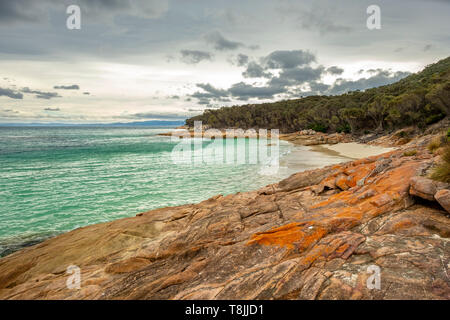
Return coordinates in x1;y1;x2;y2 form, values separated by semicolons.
158;127;353;146
0;127;449;300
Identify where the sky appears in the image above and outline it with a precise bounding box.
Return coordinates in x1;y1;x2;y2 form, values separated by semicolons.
0;0;449;124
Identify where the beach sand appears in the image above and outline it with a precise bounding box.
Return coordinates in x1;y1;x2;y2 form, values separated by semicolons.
309;142;396;159
279;142;395;174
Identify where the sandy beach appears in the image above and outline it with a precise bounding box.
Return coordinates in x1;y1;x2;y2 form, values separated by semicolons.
309;142;396;159
279;141;396;175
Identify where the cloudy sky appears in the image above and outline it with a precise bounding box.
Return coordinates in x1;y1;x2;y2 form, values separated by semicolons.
0;0;449;123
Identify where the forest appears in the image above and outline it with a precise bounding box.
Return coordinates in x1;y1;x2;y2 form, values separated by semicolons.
186;56;450;134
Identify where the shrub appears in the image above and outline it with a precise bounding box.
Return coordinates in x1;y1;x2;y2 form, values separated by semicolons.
308;123;328;133
428;137;441;153
395;130;409;138
430;144;450;183
336;124;351;133
403;149;417;157
447;128;450;139
425;113;445;125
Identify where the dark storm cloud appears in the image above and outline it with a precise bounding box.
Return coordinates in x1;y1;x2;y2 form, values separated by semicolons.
326;66;344;75
309;81;331;93
205;31;244;51
21;87;61;99
328;70;411;95
236;54;249;66
190;82;282;103
242;62;272;78
269;66;325;86
0;87;23;99
180;50;213;64
263;50;316;69
241;50;318;79
189;55;411;103
195;83;229;98
228;82;285;100
54;85;79;90
197;98;211;105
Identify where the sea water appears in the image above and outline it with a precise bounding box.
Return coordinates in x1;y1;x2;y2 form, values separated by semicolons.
0;126;348;257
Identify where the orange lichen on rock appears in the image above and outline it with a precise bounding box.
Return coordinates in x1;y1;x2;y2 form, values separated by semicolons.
249;158;421;251
298;232;365;268
312;161;418;214
247;222;328;251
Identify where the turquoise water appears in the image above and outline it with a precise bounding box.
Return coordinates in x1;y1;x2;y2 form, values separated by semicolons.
0;126;347;257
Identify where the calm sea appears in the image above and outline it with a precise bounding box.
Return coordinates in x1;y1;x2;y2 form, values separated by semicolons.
0;126;348;257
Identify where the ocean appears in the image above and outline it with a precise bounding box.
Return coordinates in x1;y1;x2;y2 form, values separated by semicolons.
0;126;348;257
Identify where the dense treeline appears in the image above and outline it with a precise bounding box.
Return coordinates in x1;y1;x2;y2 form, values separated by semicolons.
186;56;450;134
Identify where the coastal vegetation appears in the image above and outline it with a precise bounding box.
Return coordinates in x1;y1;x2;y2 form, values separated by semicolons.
431;142;450;183
403;149;417;157
186;57;450;134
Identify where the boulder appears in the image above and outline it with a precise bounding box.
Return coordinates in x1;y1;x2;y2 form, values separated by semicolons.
409;176;437;201
435;189;450;213
335;174;350;191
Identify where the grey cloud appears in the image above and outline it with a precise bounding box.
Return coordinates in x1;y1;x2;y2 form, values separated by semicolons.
269;66;325;87
124;112;187;120
196;83;228;98
21;87;61;99
83;92;90;95
280;3;352;35
0;87;23;99
309;81;331;93
187;108;203;112
228;82;285;100
0;0;47;24
242;62;272;78
424;44;433;52
44;107;60;111
189;59;411;104
197;99;211;105
1;109;19;113
0;0;169;25
263;50;316;69
328;70;411;95
180;50;213;64
54;85;79;90
189;83;230;105
205;31;244;51
248;45;260;50
326;66;344;75
236;54;249;66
